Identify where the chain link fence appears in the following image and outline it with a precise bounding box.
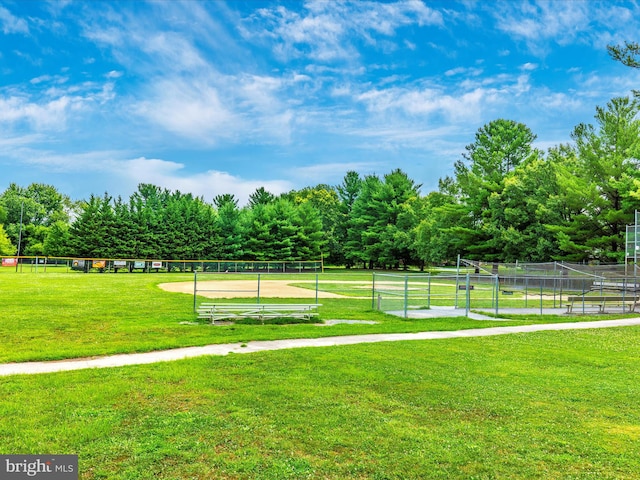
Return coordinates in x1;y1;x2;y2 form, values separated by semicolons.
1;256;323;274
373;261;640;317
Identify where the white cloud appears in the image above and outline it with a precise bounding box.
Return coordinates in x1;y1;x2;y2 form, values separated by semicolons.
0;134;45;148
142;31;208;72
81;1;247;77
6;0;639;205
78;3;298;146
0;95;75;130
445;66;483;77
537;92;582;110
291;161;383;182
491;0;591;56
30;75;53;85
117;157;292;205
445;67;466;76
135;77;236;143
0;78;117;132
133;71;296;145
355;84;489;123
0;6;29;34
5;148;127;173
243;0;443;62
2;149;293;206
586;4;640;50
491;1;640;58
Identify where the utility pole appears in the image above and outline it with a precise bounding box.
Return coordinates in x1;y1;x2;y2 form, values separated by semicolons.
15;200;24;273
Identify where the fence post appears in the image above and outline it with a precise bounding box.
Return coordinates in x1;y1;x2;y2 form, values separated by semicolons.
427;273;431;309
552;277;556;308
372;273;376;310
465;273;470;317
495;274;499;317
540;280;543;315
491;274;495;310
404;275;409;319
193;271;197;312
257;274;261;304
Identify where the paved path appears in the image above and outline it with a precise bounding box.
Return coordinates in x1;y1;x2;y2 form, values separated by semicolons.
2;318;640;377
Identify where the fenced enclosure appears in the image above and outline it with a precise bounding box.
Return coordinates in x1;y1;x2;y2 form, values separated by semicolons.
374;261;640;317
192;272;321;312
1;256;323;274
373;273;499;317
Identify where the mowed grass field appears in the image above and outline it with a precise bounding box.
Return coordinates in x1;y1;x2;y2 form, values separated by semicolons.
2;269;640;478
0;268;576;364
3;328;640;478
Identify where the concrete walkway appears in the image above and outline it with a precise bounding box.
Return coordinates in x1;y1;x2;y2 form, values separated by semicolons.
388;306;572;320
2;318;640;377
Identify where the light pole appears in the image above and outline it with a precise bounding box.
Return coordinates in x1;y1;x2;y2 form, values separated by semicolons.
633;210;638;293
15;200;23;272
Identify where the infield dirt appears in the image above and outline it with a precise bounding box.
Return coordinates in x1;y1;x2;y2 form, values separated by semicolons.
159;279;346;299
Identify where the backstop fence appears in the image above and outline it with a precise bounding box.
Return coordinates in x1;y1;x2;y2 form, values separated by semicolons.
373;260;640;317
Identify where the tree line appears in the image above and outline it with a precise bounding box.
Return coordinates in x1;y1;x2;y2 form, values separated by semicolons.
1;96;640;267
1;42;640;267
0;169;420;266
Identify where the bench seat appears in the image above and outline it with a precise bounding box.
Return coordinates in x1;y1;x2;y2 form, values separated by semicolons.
197;303;321;324
565;296;640;314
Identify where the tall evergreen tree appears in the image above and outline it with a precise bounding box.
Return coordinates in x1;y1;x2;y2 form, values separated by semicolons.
248;187;275;207
345;174;382;268
110;196;137;258
375;169;422;268
553;97;640;262
129;184;169;258
449;119;540;260
335;171;363;267
286;184;339;262
609;40;640;97
291;201;325;260
214;195;245;259
67;194;112;257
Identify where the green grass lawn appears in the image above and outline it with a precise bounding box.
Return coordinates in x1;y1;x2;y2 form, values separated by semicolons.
2;270;640;478
2;327;640;479
0;270;600;364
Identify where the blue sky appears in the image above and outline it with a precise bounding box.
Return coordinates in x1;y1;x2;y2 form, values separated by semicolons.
1;0;639;205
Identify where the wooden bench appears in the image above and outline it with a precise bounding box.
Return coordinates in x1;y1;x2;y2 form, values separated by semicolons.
565;296;640;314
197;303;321;324
592;281;640;291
